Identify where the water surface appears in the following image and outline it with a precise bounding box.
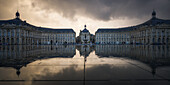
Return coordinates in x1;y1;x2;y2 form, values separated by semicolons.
0;45;170;85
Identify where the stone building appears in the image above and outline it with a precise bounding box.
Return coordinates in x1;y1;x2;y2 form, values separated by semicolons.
95;10;170;45
0;11;76;45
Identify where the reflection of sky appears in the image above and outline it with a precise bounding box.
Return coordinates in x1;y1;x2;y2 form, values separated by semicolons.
0;45;170;85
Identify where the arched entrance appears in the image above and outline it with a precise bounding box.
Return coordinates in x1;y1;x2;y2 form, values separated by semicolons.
11;38;14;45
162;37;165;44
167;38;169;44
50;40;53;45
64;41;67;44
158;38;161;43
7;38;9;45
56;40;58;44
2;38;5;44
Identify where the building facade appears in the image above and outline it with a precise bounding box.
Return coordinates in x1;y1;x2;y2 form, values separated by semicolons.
0;11;76;45
79;25;91;44
95;10;170;45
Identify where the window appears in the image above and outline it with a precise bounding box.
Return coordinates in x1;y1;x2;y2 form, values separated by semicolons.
4;30;7;36
12;29;15;37
8;30;11;36
16;29;19;37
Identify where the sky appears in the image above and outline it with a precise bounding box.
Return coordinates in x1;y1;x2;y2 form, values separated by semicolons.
0;0;170;36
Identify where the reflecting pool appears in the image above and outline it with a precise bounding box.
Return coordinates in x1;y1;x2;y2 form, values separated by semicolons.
0;45;170;85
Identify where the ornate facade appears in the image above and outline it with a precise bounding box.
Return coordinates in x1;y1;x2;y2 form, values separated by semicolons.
0;11;76;45
79;25;91;44
95;10;170;45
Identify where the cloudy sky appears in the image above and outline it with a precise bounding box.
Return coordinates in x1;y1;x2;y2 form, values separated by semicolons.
0;0;170;36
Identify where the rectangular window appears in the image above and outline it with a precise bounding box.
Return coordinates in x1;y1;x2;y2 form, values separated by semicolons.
8;30;11;36
4;30;7;36
12;30;15;37
16;29;20;37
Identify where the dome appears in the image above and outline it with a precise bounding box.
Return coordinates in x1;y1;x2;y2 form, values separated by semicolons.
16;11;20;18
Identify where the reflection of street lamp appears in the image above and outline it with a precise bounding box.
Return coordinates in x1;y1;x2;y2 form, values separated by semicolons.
16;69;20;77
83;54;86;85
83;46;87;85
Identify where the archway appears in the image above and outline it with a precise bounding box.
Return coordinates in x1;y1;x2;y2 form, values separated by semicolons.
50;40;53;45
64;41;67;44
167;38;169;44
7;38;9;45
162;37;165;44
2;38;5;44
158;38;161;43
56;40;58;44
11;38;14;45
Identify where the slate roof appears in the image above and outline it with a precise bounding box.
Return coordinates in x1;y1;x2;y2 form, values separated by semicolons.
96;17;170;33
0;18;26;25
0;18;75;33
81;28;90;33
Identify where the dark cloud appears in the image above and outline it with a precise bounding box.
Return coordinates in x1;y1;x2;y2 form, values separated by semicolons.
32;0;170;21
0;0;170;23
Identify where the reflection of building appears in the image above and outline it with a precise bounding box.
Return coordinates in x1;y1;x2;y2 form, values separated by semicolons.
95;45;170;61
0;11;76;45
95;10;170;45
0;45;76;59
79;25;91;44
0;45;76;77
95;45;130;57
76;45;94;57
95;45;170;75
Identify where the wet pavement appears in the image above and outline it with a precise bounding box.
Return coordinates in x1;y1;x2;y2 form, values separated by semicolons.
0;45;170;85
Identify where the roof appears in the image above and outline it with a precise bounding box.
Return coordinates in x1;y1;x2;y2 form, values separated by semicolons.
0;18;75;33
96;17;170;33
37;27;75;33
0;18;25;25
96;27;134;33
140;17;170;26
81;28;90;33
